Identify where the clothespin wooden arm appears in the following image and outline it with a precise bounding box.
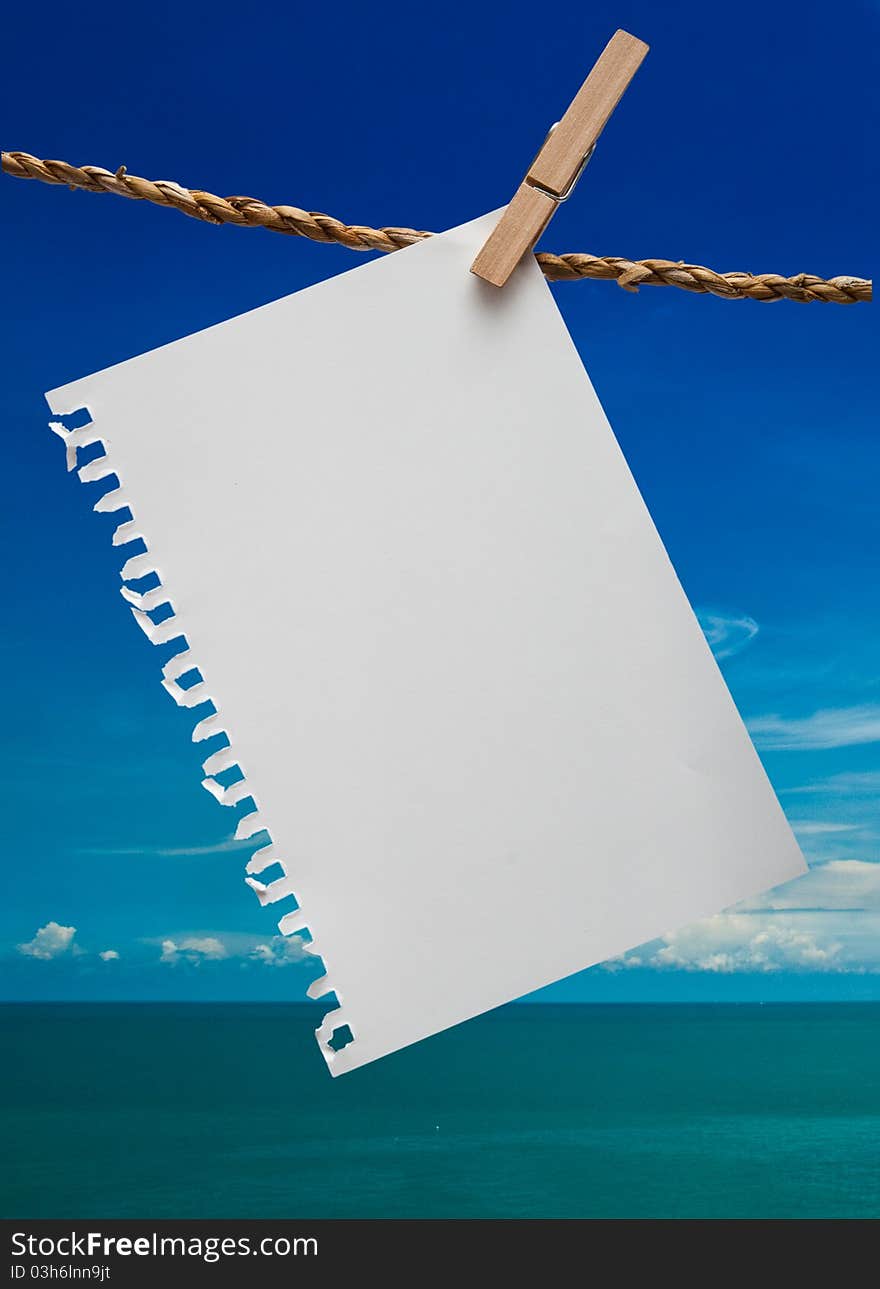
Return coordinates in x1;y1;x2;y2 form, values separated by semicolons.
471;30;649;288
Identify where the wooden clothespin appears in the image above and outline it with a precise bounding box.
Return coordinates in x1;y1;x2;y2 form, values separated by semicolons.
471;30;649;287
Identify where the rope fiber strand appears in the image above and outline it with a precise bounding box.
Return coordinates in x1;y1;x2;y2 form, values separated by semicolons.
2;150;871;304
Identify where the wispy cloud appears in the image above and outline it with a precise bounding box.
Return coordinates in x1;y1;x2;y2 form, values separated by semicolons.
789;821;859;837
744;860;880;913
748;704;880;751
696;609;759;660
783;770;880;797
786;819;873;864
150;839;256;858
17;922;77;960
98;949;120;962
75;837;254;859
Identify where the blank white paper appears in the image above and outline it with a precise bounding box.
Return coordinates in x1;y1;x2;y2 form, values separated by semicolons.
46;210;805;1074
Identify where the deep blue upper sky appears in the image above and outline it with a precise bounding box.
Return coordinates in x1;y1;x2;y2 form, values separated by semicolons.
1;0;877;1001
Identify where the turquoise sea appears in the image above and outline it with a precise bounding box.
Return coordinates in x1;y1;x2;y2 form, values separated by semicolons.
2;1003;879;1218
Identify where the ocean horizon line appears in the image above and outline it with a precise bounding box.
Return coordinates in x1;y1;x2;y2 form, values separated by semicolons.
3;998;880;1008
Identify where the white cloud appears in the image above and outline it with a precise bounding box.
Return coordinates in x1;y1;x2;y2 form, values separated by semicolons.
696;609;759;660
99;949;120;961
610;861;880;975
17;922;77;960
250;936;309;967
160;936;227;965
651;915;843;973
748;704;880;751
154;930;310;968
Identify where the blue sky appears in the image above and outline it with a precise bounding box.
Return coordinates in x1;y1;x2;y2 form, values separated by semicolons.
1;0;876;1003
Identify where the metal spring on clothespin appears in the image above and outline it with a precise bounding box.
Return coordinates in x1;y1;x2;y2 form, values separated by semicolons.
471;30;648;287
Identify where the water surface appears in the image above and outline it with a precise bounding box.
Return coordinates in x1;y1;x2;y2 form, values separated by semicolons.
2;1003;878;1217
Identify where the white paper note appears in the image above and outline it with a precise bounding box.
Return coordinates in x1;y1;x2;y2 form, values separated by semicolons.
46;211;805;1074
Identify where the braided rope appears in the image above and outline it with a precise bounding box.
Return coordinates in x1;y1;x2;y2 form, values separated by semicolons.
2;151;871;304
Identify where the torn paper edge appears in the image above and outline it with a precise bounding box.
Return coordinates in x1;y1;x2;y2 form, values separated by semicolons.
46;407;354;1072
